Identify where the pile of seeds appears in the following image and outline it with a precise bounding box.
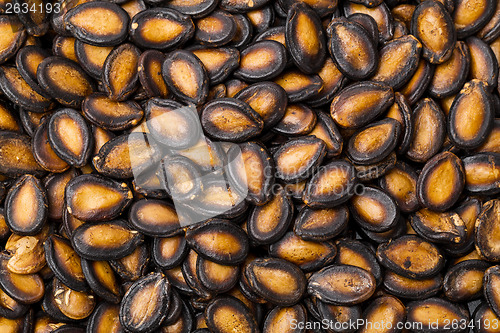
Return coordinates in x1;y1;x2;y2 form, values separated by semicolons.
0;0;499;331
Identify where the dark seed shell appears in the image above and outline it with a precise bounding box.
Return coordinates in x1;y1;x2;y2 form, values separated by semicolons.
102;43;141;102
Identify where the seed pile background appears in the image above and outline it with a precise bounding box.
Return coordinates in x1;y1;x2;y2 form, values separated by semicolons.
0;0;498;331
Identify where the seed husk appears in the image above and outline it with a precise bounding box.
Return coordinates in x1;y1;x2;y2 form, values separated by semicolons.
308;57;346;108
273;103;316;136
102;43;141;102
162;50;209;105
400;58;435;105
467;37;499;90
65;1;130;46
245;257;306;306
0;16;25;64
406;298;469;333
197;256;239;293
410;208;466;245
463;153;500;195
65;174;133;222
475;199;500;261
47;108;92;167
376;235;445;279
191;47;240;85
234;41;287;82
167;0;218;17
15;46;50;97
379;161;419;213
201;97;264;142
473;303;500;333
74;41;113;80
52;36;79;63
330;81;394;129
186;219;249;265
87;302;124;333
308;264;376;305
5;174;47;236
416;151;465;211
110;243;150;282
411;0;456;64
158;155;202;202
327;17;378;80
37;57;95;108
51;278;95;321
4;226;48;274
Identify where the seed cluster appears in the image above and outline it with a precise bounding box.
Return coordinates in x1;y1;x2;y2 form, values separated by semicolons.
0;0;498;332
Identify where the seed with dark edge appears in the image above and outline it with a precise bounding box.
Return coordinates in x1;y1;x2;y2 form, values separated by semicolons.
330;81;394;129
48;108;92;167
87;302;124;333
273;104;316;136
186;219;249;265
416;151;465;211
0;253;45;304
4;226;48;274
201;97;264;142
443;259;489;302
247;185;292;244
191;47;240;85
358;296;405;333
162;50;209;105
197;256;239;293
383;270;443;300
65;1;130;46
343;2;394;43
294;205;349;241
327;17;378;80
410;209;466;245
453;0;496;39
475;199;500;261
406;298;469;333
411;0;456;64
103;43;141;102
308;264;376;305
463;153;500;195
263;304;307;333
5;174;47;236
195;10;237;47
110;243;150;282
273;69;323;103
72;219;143;261
205;296;258;333
119;272;170;332
303;159;357;208
82;93;144;131
65;174;133;222
286;2;326;74
0;16;26;64
44;235;87;292
467;37;499;90
371;35;422;89
234;41;287;82
349;186;400;233
128;199;180;237
152;235;188;270
428;41;470;98
245;257;306;306
81;259;122;304
346;118;401;165
376;235;444;279
406;98;446;163
269;231;337;272
473;303;500;333
448;80;494;149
